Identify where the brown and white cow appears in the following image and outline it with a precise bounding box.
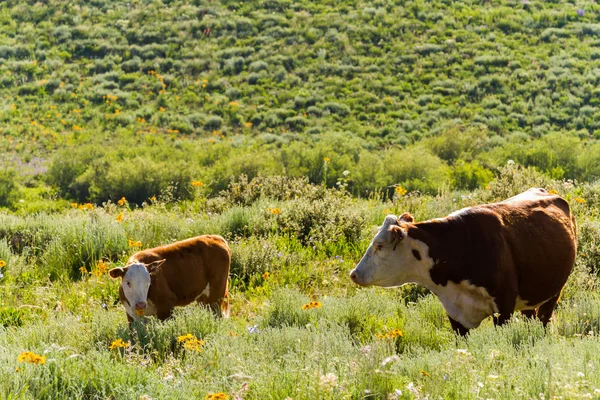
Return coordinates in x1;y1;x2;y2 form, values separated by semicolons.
350;188;577;335
109;235;230;324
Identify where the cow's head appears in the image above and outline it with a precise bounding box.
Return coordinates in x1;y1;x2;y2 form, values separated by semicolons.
109;260;165;316
350;213;427;287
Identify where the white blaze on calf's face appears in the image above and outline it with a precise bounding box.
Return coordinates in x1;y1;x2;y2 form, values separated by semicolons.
122;263;151;316
350;214;431;287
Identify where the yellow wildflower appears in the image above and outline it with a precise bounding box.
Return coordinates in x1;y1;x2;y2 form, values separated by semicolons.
575;197;586;204
17;352;46;365
323;157;330;163
0;260;5;268
267;207;281;215
376;328;403;339
79;266;88;275
116;213;124;222
178;334;205;352
301;301;322;310
71;203;78;208
191;181;204;188
128;240;142;248
548;189;558;195
205;393;229;400
177;334;195;343
109;339;130;350
262;271;270;280
394;186;407;196
118;197;127;206
420;370;430;377
93;260;109;277
159;107;166;112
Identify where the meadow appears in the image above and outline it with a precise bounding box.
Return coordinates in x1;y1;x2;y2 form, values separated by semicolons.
3;0;600;398
2;168;600;399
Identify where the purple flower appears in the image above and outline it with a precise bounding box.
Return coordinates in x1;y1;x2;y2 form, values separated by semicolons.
577;9;585;16
247;325;260;334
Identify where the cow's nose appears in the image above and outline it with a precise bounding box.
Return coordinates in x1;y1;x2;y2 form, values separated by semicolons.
350;271;357;282
135;301;147;310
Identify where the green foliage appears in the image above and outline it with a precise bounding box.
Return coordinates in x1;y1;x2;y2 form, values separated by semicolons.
0;169;18;208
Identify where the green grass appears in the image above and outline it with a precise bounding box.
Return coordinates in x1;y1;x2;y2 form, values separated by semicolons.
1;170;600;398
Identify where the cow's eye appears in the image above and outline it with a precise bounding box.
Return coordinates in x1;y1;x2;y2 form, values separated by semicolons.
375;243;383;251
126;281;131;287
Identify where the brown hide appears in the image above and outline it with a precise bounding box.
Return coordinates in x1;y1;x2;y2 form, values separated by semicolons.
120;235;230;322
403;188;576;334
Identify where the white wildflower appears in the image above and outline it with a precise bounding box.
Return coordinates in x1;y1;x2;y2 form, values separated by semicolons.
319;373;338;391
381;355;400;367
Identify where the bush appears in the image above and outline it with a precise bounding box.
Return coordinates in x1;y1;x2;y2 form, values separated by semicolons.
450;160;494;191
0;169;17;208
204;115;223;130
323;102;351;117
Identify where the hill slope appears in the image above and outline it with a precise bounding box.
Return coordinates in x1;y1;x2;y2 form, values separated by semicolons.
2;0;600;206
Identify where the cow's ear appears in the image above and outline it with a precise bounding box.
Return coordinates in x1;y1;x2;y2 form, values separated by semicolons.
383;214;399;227
398;212;414;223
388;225;406;251
147;259;166;275
109;267;127;279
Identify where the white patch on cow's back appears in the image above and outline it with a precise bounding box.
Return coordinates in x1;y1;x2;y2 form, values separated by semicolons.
514;296;544;311
194;283;210;302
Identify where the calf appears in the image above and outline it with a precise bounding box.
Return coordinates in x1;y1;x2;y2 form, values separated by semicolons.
109;235;230;323
350;188;577;335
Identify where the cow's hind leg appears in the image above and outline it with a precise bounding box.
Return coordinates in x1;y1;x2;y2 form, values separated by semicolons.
536;292;562;327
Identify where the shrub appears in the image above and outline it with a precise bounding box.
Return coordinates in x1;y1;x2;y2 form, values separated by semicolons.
0;169;17;208
450;160;494;191
323;102;351;117
204;116;223;130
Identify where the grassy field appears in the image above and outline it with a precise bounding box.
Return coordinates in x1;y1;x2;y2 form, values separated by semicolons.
4;0;600;398
2;170;600;399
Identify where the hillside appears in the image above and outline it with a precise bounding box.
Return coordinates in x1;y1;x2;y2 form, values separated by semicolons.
3;0;600;209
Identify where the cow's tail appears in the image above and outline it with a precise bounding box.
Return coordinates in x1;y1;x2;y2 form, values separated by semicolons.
221;282;230;318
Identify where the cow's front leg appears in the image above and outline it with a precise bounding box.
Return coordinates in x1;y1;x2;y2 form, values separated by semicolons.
448;316;470;336
492;295;516;326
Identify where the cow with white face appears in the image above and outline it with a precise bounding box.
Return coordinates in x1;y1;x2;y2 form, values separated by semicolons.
350;213;426;288
109;260;165;318
109;235;231;324
350;188;577;336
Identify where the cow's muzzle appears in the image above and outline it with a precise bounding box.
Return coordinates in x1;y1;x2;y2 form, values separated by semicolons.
135;301;147;316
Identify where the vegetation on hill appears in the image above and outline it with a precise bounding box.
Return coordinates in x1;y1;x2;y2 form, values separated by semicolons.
3;0;600;207
3;0;600;398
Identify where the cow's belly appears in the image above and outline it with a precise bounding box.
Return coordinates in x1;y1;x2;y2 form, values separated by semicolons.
435;280;499;329
514;296;545;311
